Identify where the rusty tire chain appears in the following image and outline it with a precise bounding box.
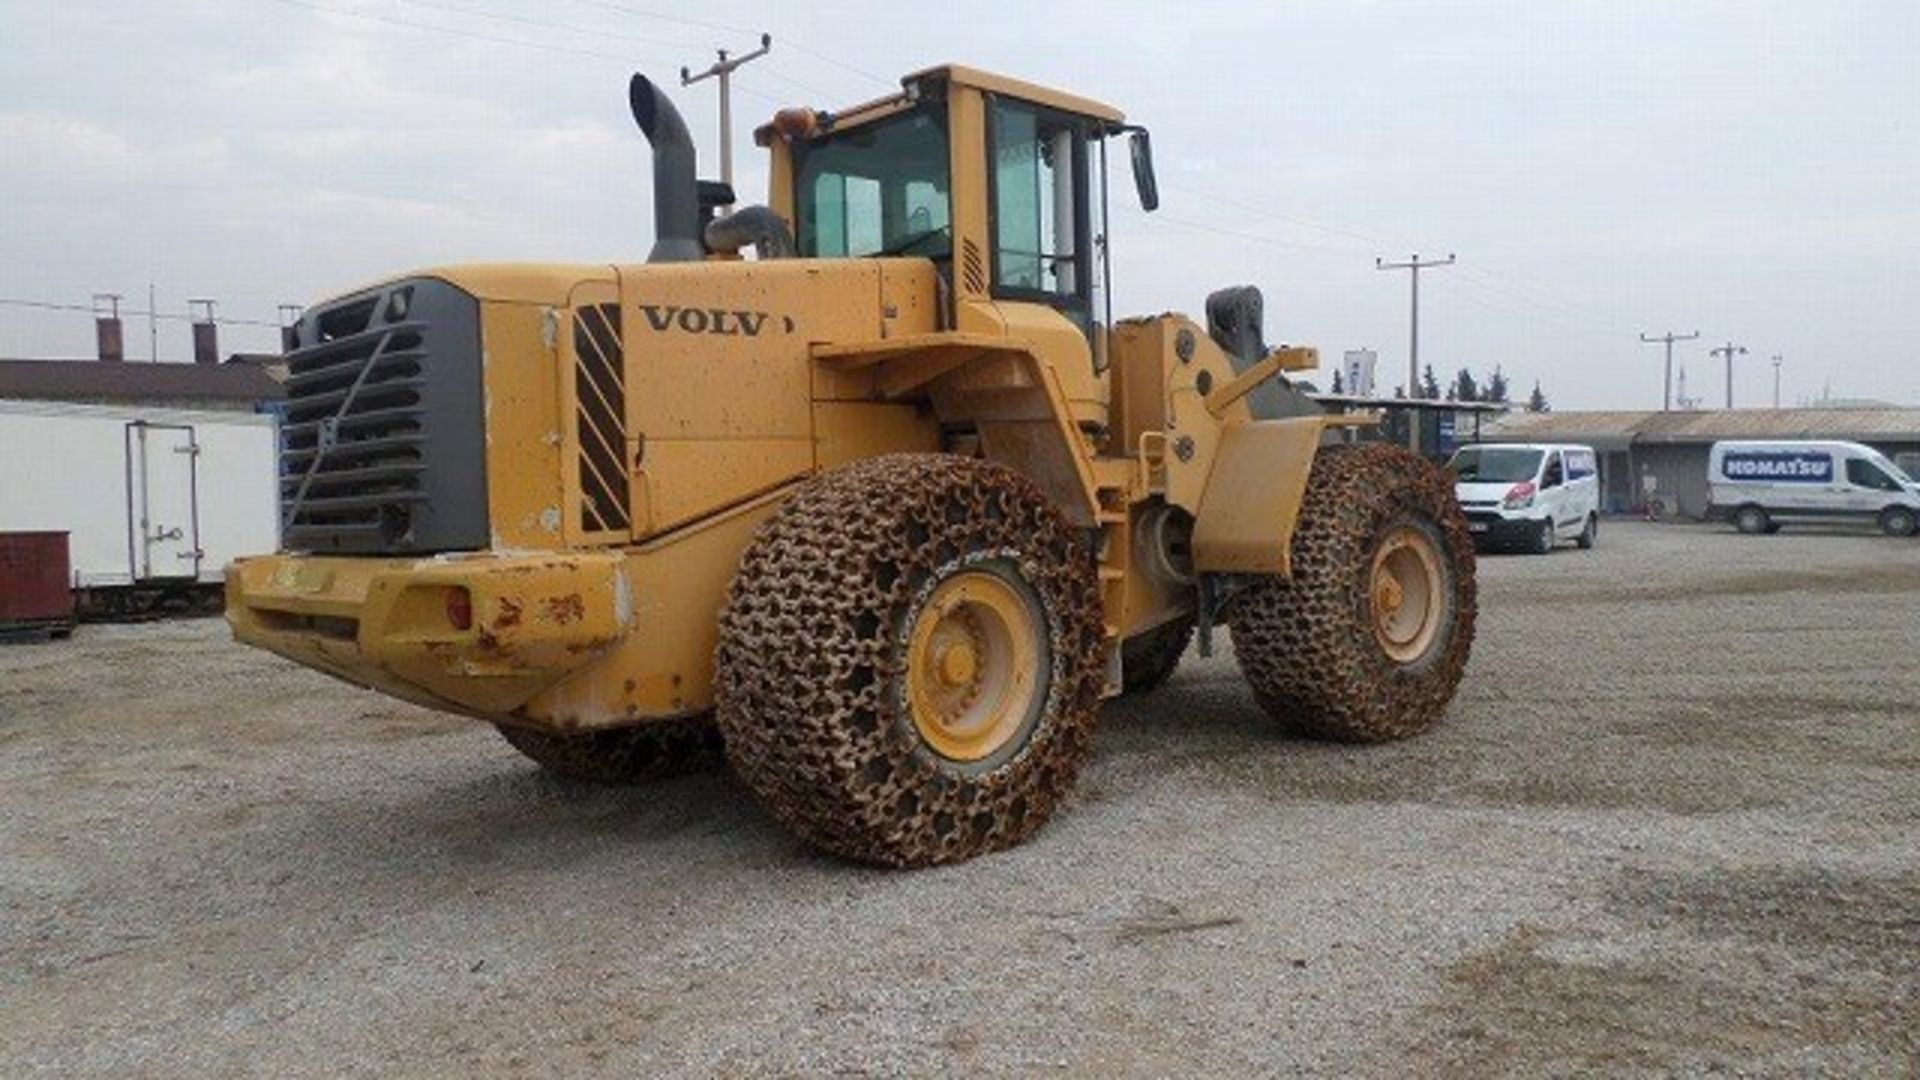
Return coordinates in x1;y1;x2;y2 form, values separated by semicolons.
1119;615;1194;695
1228;442;1478;742
715;453;1106;867
494;714;724;783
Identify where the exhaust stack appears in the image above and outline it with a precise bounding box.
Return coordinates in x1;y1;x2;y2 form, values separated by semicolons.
628;74;704;263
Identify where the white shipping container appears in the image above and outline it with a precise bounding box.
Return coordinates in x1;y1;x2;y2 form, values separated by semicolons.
0;399;279;591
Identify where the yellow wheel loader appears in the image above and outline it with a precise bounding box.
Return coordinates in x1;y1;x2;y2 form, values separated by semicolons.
228;66;1477;866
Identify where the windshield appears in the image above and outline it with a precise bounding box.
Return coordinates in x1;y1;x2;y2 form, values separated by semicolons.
793;105;951;260
1867;450;1915;486
1449;447;1543;484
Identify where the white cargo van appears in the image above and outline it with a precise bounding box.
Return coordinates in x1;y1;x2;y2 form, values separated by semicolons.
1447;443;1601;554
1707;440;1920;536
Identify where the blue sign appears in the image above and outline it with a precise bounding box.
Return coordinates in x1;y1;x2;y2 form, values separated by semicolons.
1721;451;1832;483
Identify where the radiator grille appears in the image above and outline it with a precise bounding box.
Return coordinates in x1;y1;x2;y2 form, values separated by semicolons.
572;303;630;534
278;280;487;554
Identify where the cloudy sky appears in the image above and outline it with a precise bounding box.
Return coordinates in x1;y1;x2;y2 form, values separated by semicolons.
2;0;1915;408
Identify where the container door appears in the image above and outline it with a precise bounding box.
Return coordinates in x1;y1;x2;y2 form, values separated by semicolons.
129;423;201;580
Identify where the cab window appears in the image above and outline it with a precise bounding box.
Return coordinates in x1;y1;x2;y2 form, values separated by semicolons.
793;105;951;259
988;97;1087;308
1540;453;1564;488
1846;457;1902;492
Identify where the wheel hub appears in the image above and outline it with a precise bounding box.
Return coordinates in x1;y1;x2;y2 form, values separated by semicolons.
907;569;1043;763
1369;526;1445;665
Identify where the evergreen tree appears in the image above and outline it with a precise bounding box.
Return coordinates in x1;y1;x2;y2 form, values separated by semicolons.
1420;364;1441;400
1330;369;1345;394
1527;380;1550;413
1482;366;1510;404
1451;368;1478;403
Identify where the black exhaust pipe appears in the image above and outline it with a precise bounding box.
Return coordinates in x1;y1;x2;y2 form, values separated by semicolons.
628;74;703;263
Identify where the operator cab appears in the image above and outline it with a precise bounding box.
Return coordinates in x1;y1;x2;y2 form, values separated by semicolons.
756;65;1158;365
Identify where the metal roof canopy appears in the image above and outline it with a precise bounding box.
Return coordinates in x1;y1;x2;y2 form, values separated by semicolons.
1480;407;1920;449
0;358;284;406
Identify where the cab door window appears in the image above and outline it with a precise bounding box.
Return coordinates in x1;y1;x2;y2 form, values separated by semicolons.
1540;453;1565;488
988;98;1088;310
1846;457;1902;492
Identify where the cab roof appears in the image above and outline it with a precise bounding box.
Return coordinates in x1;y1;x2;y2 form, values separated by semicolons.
904;64;1125;124
754;63;1126;143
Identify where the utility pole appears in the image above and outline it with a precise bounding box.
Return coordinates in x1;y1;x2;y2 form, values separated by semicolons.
1639;330;1699;411
1771;354;1783;409
1376;253;1455;452
681;33;772;200
1708;341;1747;409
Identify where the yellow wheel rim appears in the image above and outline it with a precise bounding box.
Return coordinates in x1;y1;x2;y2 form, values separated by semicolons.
1369;526;1445;664
907;569;1043;764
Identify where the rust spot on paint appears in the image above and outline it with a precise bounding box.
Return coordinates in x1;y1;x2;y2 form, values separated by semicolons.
493;597;523;630
544;594;586;625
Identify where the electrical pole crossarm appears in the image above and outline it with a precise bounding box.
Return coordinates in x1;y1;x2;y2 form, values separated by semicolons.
1376;254;1456;453
1639;329;1700;412
680;33;772;198
1707;341;1748;410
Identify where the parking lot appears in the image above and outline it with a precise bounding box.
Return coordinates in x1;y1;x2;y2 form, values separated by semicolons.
3;519;1915;1075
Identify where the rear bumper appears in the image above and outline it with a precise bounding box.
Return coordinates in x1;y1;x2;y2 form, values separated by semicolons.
225;551;631;722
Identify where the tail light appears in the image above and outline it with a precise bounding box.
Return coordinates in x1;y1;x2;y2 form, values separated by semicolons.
1503;481;1537;509
445;587;473;631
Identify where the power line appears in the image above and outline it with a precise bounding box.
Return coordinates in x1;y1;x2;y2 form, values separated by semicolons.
269;0;783;106
0;296;282;328
1164;179;1644;335
1151;214;1363;257
556;0;894;91
396;0;703;52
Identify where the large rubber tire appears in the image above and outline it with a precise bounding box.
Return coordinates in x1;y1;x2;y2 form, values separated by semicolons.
715;454;1107;867
1120;616;1194;695
1881;506;1918;537
1575;513;1597;550
1228;442;1477;743
494;714;723;783
1735;505;1772;535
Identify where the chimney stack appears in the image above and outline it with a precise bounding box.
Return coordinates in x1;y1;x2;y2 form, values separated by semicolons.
93;293;125;362
190;299;219;364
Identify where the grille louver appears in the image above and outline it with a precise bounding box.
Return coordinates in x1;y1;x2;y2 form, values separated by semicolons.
278;280;487;554
572;303;630;534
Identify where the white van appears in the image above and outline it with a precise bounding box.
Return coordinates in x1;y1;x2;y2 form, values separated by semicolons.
1707;440;1920;536
1447;443;1601;554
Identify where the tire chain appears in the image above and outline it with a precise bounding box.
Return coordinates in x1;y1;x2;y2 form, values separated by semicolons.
1228;441;1478;742
495;713;724;783
715;454;1107;867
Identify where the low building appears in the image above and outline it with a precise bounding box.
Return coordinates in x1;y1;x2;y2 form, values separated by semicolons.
0;357;284;413
0;357;285;616
1475;408;1920;518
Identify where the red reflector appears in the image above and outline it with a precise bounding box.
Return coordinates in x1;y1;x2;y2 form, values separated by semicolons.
445;588;473;631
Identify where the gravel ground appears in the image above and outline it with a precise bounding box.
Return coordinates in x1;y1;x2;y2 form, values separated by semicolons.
3;520;1916;1077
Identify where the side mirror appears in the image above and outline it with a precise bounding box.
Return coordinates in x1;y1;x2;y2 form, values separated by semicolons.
1128;129;1159;211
